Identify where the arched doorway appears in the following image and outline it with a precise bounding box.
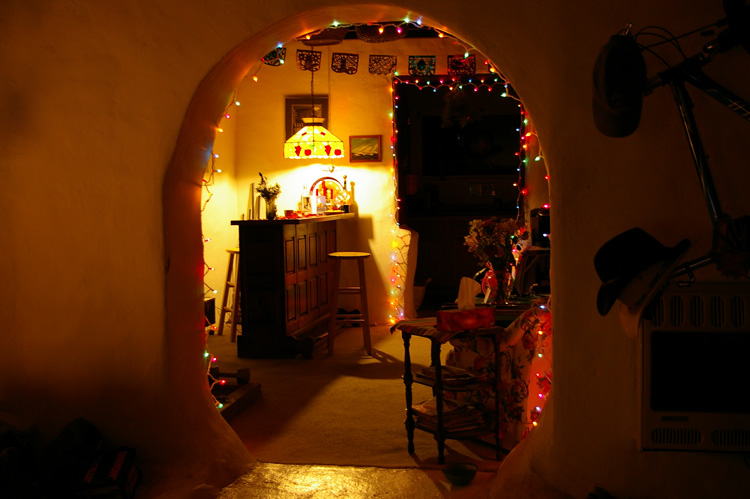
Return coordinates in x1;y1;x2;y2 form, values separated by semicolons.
163;4;550;491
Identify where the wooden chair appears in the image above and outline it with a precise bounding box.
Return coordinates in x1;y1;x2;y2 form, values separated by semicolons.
327;252;372;356
217;248;241;342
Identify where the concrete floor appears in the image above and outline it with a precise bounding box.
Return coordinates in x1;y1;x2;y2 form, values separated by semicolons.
217;462;493;498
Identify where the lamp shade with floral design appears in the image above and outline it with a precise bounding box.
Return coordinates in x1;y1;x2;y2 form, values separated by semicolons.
284;117;344;159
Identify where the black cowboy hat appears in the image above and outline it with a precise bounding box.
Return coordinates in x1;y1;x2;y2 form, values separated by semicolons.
594;228;690;316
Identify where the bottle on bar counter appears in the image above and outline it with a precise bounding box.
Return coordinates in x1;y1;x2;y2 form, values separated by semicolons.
316;189;326;214
300;184;311;213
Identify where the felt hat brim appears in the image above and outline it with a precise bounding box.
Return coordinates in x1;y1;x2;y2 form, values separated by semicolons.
597;238;690;316
617;240;689;339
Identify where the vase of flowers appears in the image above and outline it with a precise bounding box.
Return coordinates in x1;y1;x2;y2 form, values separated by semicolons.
256;172;281;220
464;217;527;303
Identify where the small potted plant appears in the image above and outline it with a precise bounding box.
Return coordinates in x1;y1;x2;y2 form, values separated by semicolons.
256;173;281;220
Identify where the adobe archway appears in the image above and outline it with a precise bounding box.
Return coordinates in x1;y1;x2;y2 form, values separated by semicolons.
162;5;546;492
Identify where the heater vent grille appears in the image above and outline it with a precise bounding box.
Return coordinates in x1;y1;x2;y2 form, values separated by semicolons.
712;429;750;448
731;296;745;327
710;296;725;327
650;428;703;446
670;296;684;327
648;288;747;330
651;299;664;326
688;296;703;326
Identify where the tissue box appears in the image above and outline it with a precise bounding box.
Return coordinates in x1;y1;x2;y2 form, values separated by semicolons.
436;307;495;332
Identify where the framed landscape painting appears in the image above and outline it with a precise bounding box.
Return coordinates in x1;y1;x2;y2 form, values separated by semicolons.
349;135;382;163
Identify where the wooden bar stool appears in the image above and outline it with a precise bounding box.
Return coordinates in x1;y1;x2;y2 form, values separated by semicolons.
328;251;372;356
217;248;241;342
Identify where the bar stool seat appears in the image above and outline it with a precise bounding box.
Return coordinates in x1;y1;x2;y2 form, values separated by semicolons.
328;251;372;356
218;248;241;342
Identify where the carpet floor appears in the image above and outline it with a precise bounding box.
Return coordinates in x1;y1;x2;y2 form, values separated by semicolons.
206;324;505;472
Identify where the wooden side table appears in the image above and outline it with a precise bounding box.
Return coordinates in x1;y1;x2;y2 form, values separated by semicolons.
392;318;504;464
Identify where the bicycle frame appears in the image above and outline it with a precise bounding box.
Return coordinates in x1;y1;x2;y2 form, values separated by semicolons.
647;46;750;278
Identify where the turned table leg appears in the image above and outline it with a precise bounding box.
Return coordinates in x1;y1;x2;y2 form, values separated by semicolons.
402;331;415;453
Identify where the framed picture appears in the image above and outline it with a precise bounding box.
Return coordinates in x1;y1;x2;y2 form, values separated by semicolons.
285;96;328;139
349;135;382;163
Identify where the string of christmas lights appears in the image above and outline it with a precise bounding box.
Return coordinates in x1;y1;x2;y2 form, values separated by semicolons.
525;303;552;435
389;73;528;322
201;93;242;410
202;92;239;308
387;226;412;324
392;72;511;92
515;107;529;214
296;18;432;43
201;153;221;301
516;117;550;215
294;18;492;68
205;351;225;410
389;79;405;324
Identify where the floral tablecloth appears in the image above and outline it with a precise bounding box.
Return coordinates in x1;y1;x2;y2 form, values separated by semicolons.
445;298;552;450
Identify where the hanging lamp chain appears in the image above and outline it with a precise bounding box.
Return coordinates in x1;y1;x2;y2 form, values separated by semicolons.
310;68;316;120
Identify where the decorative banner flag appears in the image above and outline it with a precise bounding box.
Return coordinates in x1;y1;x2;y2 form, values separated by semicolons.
296;49;322;71
369;55;397;75
332;53;359;74
261;47;286;66
408;55;436;76
448;54;476;75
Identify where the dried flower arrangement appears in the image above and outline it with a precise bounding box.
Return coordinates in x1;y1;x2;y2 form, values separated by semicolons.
464;216;527;272
256;172;281;201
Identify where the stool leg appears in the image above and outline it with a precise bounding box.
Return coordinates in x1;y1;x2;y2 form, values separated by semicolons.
217;253;235;336
230;263;240;342
358;258;372;356
327;258;342;355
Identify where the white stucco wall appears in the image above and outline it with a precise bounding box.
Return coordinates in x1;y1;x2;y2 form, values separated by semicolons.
2;1;749;497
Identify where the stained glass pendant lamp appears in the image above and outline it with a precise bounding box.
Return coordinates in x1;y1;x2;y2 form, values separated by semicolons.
284;53;344;159
284;117;344;159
